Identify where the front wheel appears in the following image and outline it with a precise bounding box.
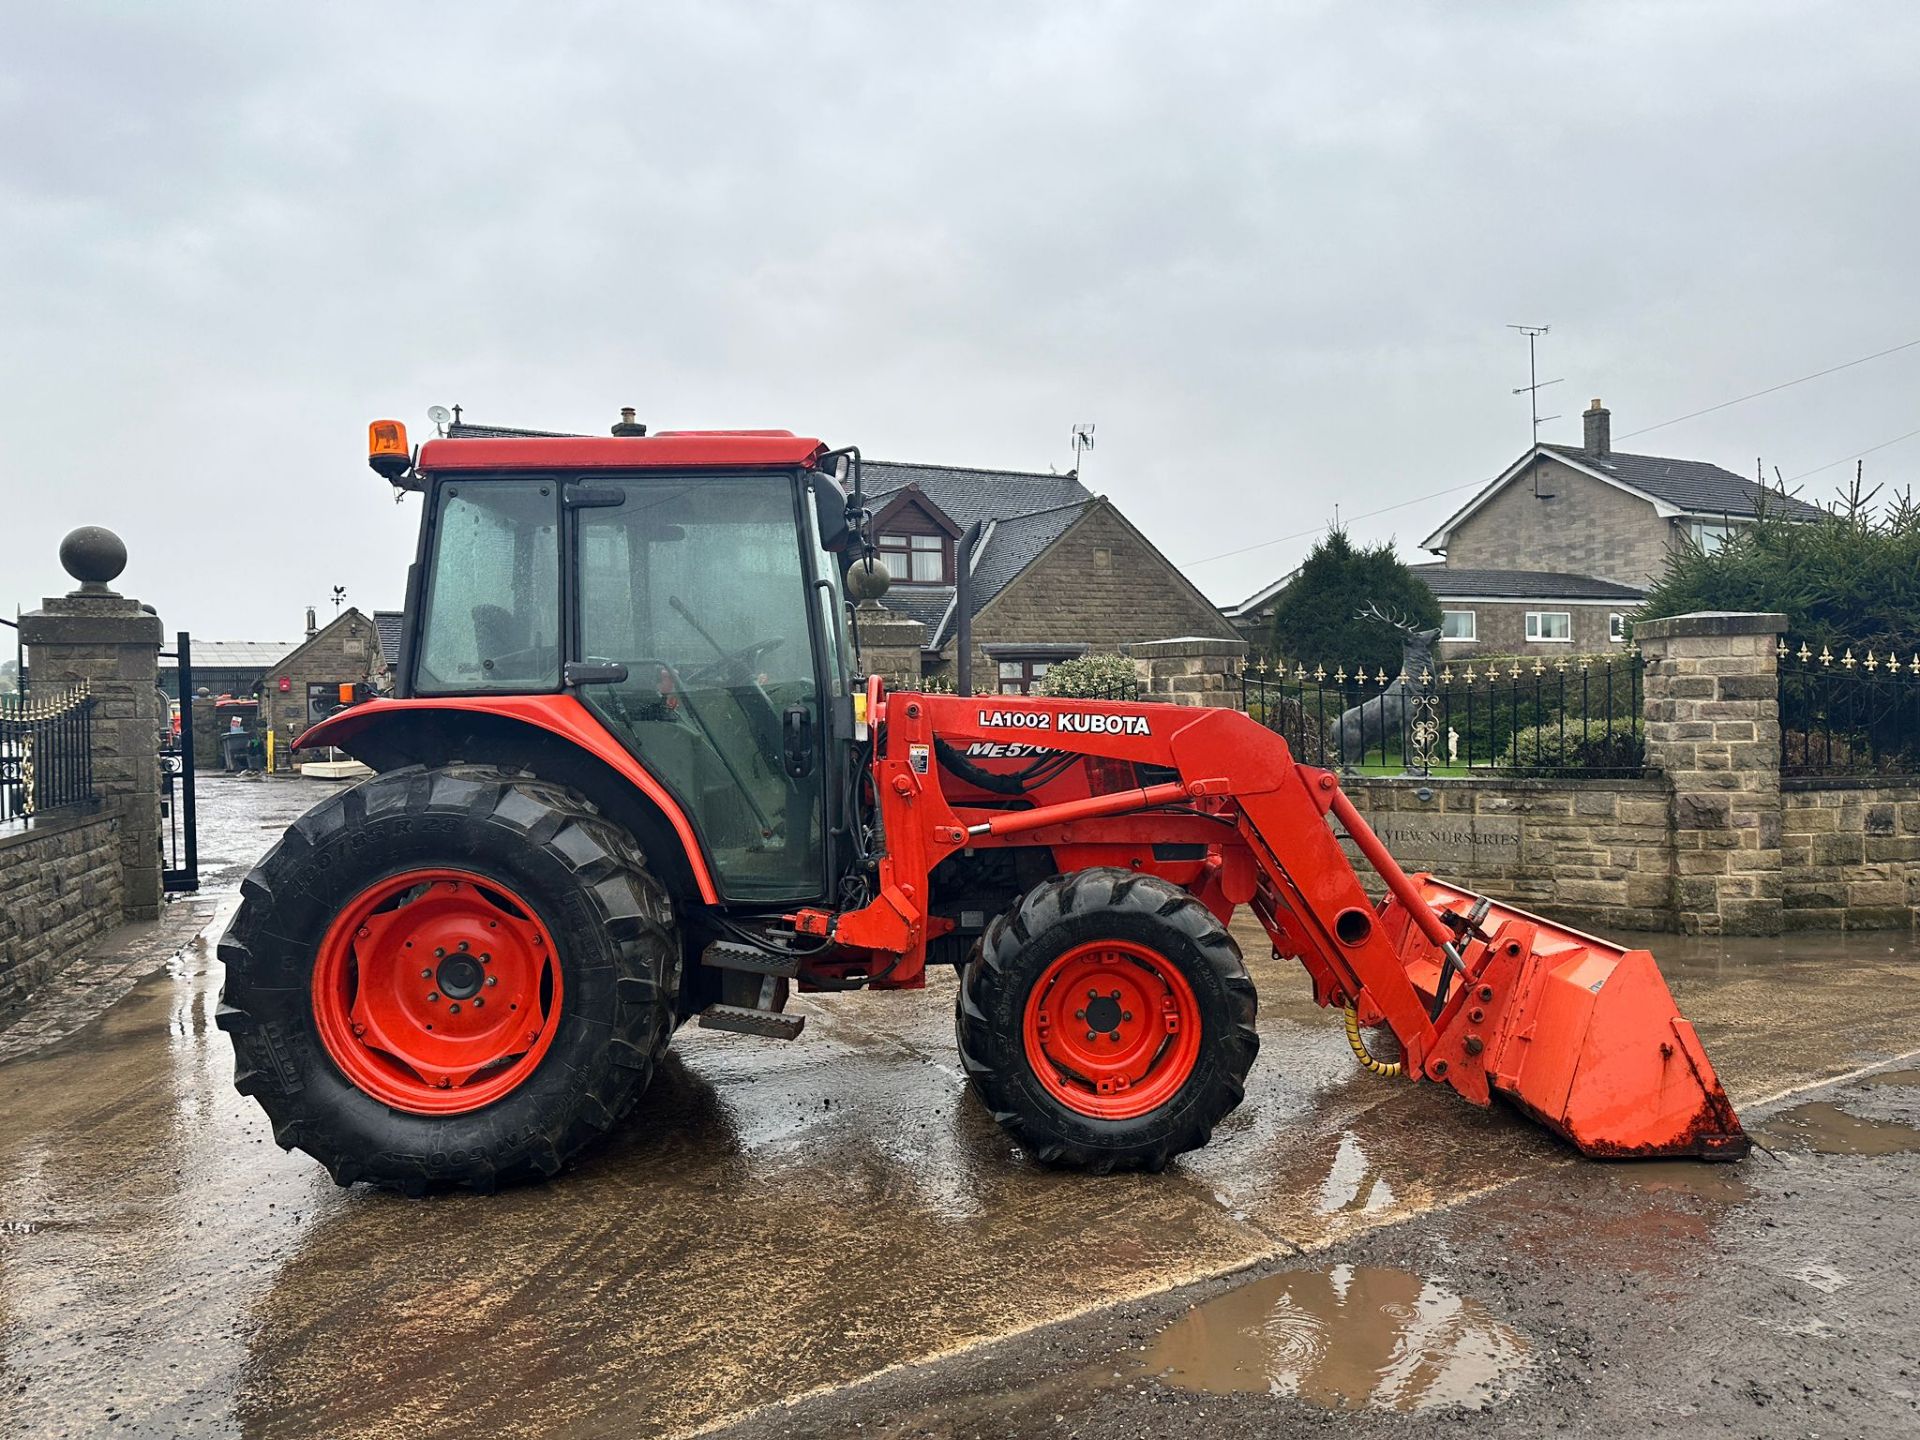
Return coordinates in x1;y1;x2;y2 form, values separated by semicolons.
216;764;679;1194
955;869;1258;1172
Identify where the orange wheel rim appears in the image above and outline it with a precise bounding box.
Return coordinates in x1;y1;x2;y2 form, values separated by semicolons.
1021;939;1201;1120
310;868;562;1115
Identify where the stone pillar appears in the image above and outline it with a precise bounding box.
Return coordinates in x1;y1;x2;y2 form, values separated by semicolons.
1637;611;1786;936
853;601;929;690
18;528;166;921
1128;636;1248;707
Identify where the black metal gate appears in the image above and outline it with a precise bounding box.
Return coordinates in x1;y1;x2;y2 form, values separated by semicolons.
161;631;199;893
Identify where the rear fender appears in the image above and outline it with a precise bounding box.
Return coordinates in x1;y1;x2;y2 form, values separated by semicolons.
297;697;719;904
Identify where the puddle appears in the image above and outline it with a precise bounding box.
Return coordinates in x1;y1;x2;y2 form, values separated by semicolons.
1763;1101;1920;1156
1866;1067;1920;1088
1139;1264;1529;1412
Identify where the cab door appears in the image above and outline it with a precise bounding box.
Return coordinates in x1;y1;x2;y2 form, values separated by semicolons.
572;473;827;903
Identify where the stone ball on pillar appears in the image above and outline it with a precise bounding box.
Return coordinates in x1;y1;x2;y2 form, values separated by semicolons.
59;526;128;595
846;554;892;602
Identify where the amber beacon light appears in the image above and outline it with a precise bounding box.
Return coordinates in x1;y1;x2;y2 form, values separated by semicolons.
367;419;411;480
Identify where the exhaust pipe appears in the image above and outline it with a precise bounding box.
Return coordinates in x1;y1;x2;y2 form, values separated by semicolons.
955;520;983;697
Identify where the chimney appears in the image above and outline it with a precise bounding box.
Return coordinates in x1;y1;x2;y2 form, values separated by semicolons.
1584;398;1611;457
305;606;318;639
611;406;648;438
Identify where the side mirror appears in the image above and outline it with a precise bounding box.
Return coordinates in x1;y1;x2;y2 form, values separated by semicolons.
812;476;851;550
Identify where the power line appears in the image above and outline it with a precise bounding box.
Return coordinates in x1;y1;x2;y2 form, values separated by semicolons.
1184;474;1493;569
1188;335;1920;571
1783;425;1920;483
1618;336;1920;441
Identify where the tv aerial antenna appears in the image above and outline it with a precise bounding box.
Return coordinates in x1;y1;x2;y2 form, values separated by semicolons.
1071;422;1095;477
1509;324;1561;497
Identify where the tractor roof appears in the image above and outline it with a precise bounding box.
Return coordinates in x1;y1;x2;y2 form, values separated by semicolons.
416;431;827;475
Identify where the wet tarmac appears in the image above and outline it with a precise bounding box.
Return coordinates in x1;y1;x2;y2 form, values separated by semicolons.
4;775;1920;1437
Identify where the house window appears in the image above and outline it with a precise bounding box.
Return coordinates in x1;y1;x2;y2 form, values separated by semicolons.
1685;519;1737;553
1525;611;1572;642
997;658;1054;695
1609;612;1627;643
1440;610;1477;642
879;531;947;584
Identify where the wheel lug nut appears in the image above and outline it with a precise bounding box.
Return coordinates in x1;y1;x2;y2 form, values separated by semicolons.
420;968;432;979
1075;1009;1086;1020
1110;990;1121;1001
434;947;446;958
427;992;439;1002
449;1003;461;1014
473;998;484;1009
1087;990;1098;1000
485;976;497;987
458;941;470;952
481;953;492;964
1110;1031;1122;1042
1085;1030;1097;1042
1123;1011;1133;1022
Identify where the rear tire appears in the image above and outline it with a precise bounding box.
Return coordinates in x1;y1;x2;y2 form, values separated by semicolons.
955;868;1258;1173
216;764;679;1194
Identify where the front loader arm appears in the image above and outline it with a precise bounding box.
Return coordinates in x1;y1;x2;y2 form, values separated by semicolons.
814;685;1746;1161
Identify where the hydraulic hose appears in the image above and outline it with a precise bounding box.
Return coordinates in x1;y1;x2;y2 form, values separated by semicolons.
1343;1001;1403;1078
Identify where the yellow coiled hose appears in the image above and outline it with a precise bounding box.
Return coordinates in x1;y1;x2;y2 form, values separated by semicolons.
1343;1001;1403;1078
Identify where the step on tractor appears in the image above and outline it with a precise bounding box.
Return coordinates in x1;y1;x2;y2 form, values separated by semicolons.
217;414;1749;1194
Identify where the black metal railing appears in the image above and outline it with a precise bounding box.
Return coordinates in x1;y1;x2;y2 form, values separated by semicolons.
161;631;199;892
0;683;98;825
1779;640;1920;778
1237;651;1645;776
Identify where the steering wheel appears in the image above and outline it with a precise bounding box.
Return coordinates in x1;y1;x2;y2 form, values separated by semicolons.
684;635;784;686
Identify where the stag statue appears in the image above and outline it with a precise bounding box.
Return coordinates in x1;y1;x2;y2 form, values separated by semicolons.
1335;602;1441;772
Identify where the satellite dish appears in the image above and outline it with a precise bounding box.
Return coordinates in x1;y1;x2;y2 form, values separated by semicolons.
427;405;452;433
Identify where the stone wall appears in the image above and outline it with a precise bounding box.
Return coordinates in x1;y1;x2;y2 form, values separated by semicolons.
1781;783;1920;930
852;601;929;691
1637;612;1785;935
19;584;165;921
1153;609;1920;936
1130;636;1247;707
0;812;124;1021
1339;776;1672;934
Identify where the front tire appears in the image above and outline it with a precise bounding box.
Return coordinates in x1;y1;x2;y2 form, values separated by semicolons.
216;764;678;1194
955;869;1258;1173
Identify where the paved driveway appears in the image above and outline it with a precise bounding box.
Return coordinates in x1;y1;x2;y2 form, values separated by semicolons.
4;776;1920;1437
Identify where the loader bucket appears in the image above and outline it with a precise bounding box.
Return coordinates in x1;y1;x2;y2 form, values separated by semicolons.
1384;880;1749;1161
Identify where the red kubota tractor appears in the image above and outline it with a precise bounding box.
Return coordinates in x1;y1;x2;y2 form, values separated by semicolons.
217;413;1748;1193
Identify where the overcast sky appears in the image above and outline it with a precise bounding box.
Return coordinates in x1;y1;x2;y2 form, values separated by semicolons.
4;1;1918;640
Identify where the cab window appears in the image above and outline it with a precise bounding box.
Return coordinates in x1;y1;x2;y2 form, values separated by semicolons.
415;482;560;692
577;475;824;901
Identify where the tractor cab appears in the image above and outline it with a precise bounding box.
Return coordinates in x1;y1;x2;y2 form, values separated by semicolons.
378;419;859;904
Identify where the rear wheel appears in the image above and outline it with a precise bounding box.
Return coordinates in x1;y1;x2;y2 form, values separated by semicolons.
217;764;679;1193
955;868;1258;1172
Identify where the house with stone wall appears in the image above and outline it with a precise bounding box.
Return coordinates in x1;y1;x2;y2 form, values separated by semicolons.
858;460;1239;692
258;608;385;755
1235;398;1824;660
1419;397;1823;585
